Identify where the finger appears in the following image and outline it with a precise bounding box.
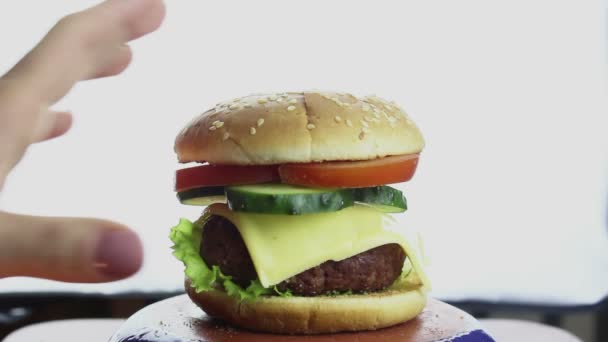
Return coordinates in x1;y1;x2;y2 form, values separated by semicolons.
0;93;73;180
0;211;143;283
33;110;73;143
3;0;166;104
91;45;133;79
94;0;167;41
0;85;39;184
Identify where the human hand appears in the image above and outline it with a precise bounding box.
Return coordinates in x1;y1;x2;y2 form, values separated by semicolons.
0;0;165;282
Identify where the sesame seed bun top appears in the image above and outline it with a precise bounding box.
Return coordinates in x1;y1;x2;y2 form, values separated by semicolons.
175;91;425;165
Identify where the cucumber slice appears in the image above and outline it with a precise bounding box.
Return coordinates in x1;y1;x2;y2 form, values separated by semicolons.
353;186;407;213
177;186;226;206
225;184;354;215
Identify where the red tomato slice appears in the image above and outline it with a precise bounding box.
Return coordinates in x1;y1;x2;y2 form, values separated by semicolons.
278;154;419;188
175;164;280;192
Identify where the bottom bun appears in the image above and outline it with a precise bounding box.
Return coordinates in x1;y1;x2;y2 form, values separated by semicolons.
185;279;427;334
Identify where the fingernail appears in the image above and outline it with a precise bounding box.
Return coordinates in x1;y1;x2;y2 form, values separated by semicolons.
94;229;143;279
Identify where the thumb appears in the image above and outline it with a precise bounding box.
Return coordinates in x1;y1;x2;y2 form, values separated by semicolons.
0;211;143;283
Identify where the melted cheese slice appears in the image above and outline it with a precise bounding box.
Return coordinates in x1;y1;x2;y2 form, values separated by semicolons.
206;203;430;289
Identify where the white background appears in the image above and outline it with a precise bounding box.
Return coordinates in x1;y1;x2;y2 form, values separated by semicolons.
0;0;606;306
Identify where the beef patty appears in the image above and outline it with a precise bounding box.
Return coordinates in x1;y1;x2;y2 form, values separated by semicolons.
200;215;406;296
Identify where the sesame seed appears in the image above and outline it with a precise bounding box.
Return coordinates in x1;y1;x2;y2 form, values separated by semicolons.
364;116;373;122
346;119;353;127
361;120;369;128
384;104;393;111
334;116;342;123
276;98;284;103
209;126;217;131
229;104;241;110
257;118;265;127
268;95;278;101
287;105;296;112
307;123;316;130
280;93;289;98
362;104;371;112
373;112;381;119
257;98;268;104
388;116;397;123
222;132;230;141
243;104;252;108
212;120;220;126
250;127;257;135
214;121;225;128
335;100;344;106
362;127;370;133
288;98;298;104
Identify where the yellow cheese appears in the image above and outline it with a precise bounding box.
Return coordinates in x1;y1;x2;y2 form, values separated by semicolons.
206;203;430;289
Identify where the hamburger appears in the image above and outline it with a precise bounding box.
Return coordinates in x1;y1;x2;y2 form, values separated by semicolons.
169;91;430;334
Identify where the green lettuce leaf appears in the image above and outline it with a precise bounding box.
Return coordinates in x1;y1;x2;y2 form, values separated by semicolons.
273;285;293;297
